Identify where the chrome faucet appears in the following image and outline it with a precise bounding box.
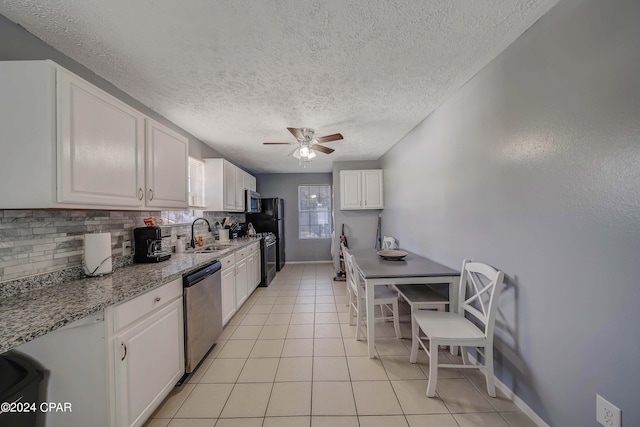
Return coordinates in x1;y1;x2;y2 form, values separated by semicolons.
190;218;211;249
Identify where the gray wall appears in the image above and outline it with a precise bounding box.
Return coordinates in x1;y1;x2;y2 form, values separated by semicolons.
0;14;222;161
255;173;332;262
380;0;640;425
331;161;382;272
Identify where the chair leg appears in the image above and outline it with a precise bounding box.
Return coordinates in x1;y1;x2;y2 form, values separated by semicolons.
355;296;362;341
426;339;438;397
348;294;355;327
484;345;496;397
409;314;419;364
392;300;401;339
461;346;469;365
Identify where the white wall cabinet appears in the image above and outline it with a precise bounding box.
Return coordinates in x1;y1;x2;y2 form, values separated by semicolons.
245;172;257;192
339;169;384;210
145;119;189;208
57;67;146;208
204;158;256;212
0;59;188;210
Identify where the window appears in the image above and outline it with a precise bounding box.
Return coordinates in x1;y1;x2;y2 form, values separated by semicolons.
298;185;332;239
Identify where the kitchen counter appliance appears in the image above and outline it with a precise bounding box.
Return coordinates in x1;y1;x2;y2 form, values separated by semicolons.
181;260;222;382
134;226;171;263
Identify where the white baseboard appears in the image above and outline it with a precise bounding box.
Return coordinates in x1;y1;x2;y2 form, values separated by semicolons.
285;260;333;264
468;354;550;427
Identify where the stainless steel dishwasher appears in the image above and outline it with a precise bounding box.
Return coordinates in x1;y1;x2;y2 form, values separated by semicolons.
182;260;222;380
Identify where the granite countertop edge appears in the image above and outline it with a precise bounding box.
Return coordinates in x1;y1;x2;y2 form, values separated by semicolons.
0;238;261;354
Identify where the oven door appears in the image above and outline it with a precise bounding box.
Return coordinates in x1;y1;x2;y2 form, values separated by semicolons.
265;240;276;285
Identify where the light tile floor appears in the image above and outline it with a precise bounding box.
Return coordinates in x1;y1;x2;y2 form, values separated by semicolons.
146;263;537;427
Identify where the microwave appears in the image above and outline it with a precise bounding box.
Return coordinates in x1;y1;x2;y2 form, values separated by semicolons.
245;190;261;213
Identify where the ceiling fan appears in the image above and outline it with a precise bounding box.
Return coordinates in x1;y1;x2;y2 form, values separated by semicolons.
263;127;343;164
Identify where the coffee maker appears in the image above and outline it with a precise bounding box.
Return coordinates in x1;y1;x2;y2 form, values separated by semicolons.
134;226;171;263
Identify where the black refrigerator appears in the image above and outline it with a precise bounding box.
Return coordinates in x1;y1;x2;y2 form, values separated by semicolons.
247;198;285;271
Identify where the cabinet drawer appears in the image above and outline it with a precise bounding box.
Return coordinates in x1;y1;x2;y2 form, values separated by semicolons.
236;248;248;260
220;253;236;271
112;278;182;332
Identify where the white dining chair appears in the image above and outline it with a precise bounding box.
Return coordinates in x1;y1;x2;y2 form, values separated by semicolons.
409;259;504;397
343;247;402;340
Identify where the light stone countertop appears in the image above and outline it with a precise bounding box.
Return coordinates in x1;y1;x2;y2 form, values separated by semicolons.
0;237;261;354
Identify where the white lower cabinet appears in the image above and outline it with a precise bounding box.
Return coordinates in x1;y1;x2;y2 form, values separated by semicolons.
113;297;184;427
220;242;262;326
221;253;237;325
235;248;249;308
247;242;261;294
15;278;184;427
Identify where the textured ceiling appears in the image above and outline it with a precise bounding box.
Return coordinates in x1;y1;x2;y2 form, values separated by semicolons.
0;0;557;173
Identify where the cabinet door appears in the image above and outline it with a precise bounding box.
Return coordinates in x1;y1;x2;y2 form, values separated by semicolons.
247;253;257;295
235;167;246;212
115;298;184;427
247;174;257;192
57;68;145;207
340;170;362;210
145;119;189;208
236;258;249;307
362;170;384;209
223;160;237;211
221;267;236;325
255;247;261;287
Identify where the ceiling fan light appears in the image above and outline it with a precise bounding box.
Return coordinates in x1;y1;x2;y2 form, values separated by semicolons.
292;148;301;159
307;150;316;159
299;146;310;157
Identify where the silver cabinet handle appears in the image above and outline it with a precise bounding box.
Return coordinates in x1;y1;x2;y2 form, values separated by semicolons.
148;189;154;201
121;342;127;361
154;296;161;302
138;188;144;200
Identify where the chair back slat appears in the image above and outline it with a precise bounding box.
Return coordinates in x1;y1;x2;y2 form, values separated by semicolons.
457;259;505;337
343;247;360;295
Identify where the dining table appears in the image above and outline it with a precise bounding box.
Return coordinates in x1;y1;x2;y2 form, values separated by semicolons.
349;249;461;358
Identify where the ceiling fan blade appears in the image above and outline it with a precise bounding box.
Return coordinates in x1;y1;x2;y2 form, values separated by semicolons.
315;133;343;143
263;142;293;145
287;127;304;141
312;145;335;154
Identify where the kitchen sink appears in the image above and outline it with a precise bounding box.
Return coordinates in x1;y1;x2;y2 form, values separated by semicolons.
190;243;235;253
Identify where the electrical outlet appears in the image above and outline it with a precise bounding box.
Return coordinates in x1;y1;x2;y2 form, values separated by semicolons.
122;240;132;256
597;394;621;427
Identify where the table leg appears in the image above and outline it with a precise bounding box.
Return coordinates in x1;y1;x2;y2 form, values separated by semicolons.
366;280;376;358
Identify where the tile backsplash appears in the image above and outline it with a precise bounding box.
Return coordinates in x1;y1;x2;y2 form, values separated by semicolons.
0;209;245;284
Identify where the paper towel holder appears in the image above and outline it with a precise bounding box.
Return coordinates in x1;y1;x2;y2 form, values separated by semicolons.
83;231;113;277
84;255;112;276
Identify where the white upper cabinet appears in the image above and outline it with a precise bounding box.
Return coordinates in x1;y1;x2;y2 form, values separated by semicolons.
245;173;257;192
57;67;146;207
0;60;188;210
145;119;189;208
204;158;254;212
340;169;384;210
